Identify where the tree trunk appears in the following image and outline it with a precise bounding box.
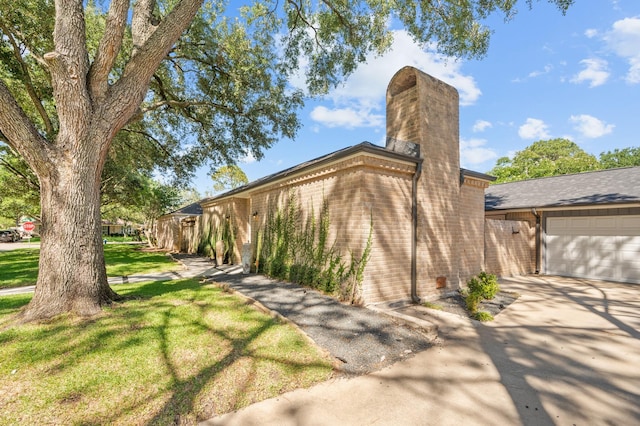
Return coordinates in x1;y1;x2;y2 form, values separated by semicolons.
20;155;119;322
0;0;204;322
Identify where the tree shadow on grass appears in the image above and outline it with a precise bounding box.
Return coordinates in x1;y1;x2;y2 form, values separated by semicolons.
0;278;333;425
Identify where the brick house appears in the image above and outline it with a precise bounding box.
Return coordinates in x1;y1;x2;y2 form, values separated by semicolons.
155;201;203;253
485;167;640;284
157;67;496;304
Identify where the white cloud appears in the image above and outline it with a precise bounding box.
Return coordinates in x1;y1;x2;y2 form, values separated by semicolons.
310;106;383;129
528;64;553;78
326;31;481;106
518;118;550;140
460;138;498;167
306;29;481;130
603;17;640;84
472;120;492;133
240;151;257;164
569;114;615;138
585;28;598;38
570;58;610;87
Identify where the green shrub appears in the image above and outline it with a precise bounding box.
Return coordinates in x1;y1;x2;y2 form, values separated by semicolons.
465;292;482;313
473;311;494;322
464;272;499;314
467;271;500;300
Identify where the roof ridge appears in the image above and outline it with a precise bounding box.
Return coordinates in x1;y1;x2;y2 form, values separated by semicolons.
490;165;640;186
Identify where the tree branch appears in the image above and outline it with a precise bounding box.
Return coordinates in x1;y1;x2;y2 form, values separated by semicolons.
285;0;326;52
0;20;55;137
0;157;40;191
88;0;129;101
3;28;49;69
120;128;175;162
132;0;160;55
0;78;51;173
106;0;203;134
45;0;91;140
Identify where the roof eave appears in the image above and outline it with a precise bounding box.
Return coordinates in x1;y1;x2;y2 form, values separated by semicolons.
202;142;421;205
486;201;640;213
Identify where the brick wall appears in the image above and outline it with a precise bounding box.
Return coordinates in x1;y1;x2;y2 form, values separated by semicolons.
216;152;417;304
361;161;414;303
459;177;490;284
180;217;200;254
200;198;250;263
484;219;535;276
155;215;183;252
387;67;462;298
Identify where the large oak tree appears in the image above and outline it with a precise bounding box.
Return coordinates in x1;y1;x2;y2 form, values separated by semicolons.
488;138;600;183
0;0;573;321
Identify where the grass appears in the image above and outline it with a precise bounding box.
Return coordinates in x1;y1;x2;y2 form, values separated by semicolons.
0;249;40;289
473;311;495;322
422;301;443;310
103;235;142;243
0;244;181;289
18;236;40;243
0;278;334;425
103;244;180;277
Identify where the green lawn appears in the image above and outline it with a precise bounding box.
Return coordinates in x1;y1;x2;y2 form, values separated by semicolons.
0;279;334;425
0;244;182;289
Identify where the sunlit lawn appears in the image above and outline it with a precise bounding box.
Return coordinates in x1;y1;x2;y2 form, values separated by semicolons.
0;244;182;289
0;278;334;425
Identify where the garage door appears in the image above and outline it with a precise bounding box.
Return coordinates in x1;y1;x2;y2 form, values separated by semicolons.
546;215;640;283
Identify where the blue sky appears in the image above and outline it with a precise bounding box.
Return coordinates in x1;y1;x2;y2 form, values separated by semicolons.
194;0;640;193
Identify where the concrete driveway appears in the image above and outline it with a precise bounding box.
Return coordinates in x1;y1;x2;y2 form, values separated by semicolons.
202;275;640;425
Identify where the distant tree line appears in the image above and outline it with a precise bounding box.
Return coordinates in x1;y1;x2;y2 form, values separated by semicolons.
488;139;640;183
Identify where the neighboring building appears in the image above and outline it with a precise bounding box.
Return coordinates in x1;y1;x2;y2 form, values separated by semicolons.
158;67;499;305
485;167;640;284
102;219;137;236
155;202;203;253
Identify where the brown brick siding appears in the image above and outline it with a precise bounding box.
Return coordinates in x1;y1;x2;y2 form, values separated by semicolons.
387;67;463;298
459;178;490;284
484;219;535;276
245;153;416;304
156;215;183;252
200;198;250;263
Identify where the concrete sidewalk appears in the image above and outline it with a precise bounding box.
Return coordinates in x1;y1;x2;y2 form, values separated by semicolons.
107;253;220;285
202;275;640;426
0;253;220;296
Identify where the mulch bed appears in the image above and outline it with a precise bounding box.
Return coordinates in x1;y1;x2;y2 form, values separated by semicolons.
431;291;520;318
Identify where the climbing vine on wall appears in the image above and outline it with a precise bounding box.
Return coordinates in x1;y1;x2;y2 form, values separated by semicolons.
255;192;372;304
197;210;237;264
197;225;215;258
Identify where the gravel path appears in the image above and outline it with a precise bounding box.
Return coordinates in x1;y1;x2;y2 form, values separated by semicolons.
186;258;434;376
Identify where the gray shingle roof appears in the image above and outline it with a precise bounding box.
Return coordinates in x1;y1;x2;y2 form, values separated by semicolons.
206;142;422;201
485;166;640;211
166;201;203;216
206;142;495;204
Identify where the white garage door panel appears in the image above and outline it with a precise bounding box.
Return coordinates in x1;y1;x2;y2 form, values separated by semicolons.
547;218;568;234
620;217;640;234
619;236;640;260
545;235;569;275
546;215;640;284
566;236;591;260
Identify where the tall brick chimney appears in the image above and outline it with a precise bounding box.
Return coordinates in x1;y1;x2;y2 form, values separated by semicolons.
386;67;461;294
